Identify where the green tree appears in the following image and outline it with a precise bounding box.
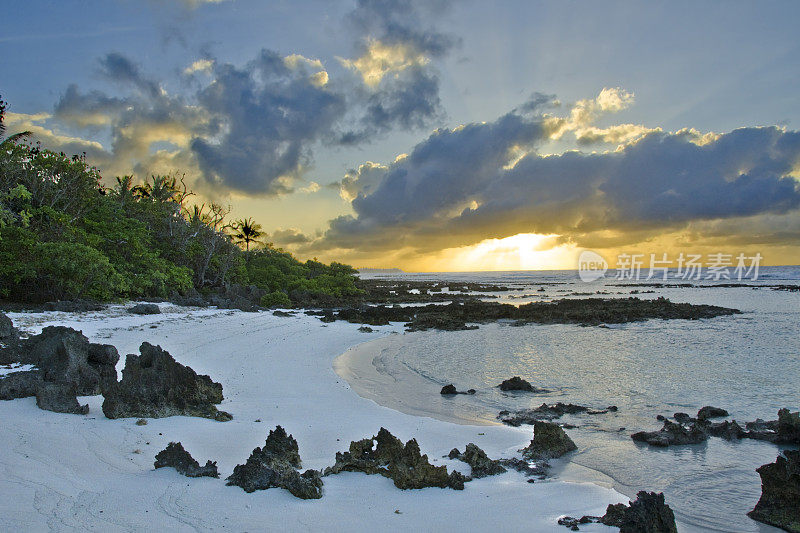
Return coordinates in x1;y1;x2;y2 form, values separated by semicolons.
232;217;263;251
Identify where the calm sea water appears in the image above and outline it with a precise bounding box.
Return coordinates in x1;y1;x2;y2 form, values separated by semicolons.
351;267;800;532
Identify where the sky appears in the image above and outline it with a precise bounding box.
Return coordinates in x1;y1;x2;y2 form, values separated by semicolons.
2;0;800;271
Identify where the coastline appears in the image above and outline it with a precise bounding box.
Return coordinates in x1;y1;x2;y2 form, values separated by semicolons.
0;305;629;532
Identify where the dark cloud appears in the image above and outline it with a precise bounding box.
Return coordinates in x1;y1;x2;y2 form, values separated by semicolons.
362;64;441;132
313;118;800;254
190;50;346;194
269;228;314;247
97;53;161;99
347;0;457;57
338;0;458;139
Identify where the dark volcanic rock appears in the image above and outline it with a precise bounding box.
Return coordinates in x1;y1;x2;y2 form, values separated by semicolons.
631;419;708;447
405;313;478;332
0;370;42;400
558;515;601;530
522;421;577;460
601;491;678;533
325;427;466;490
498;376;544;392
497;457;548;478
697;406;729;420
42;300;104;312
748;450;800;533
440;384;476;395
321;297;740;331
154;442;219;478
227;426;322;499
25;326;119;395
741;409;799;445
128;303;161;315
498;402;612;426
447;443;507;478
776;409;800;445
1;326;118;400
0;312;17;341
101;342;231;421
705;420;745;440
35;382;89;414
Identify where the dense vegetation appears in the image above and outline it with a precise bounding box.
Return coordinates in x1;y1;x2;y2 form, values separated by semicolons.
0;96;361;306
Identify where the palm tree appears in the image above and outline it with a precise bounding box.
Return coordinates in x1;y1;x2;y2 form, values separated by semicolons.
0;95;32;148
232;217;263;251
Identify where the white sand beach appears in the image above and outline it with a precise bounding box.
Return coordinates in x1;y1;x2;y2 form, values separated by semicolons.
0;305;629;532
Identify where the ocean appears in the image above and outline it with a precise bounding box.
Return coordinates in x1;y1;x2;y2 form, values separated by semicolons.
339;266;800;532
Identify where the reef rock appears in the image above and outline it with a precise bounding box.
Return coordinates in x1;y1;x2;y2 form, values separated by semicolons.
226;426;322;499
447;443;506;478
440;384;476;395
498;376;544;392
154;442;219;478
522;421;577;460
498;402;614;426
601;491;678;533
0;325;118;401
0;370;42;400
697;406;729;420
325;427;466;490
35;382;89;414
631;419;708;447
101;342;231;421
748;450;800;532
0;312;17;342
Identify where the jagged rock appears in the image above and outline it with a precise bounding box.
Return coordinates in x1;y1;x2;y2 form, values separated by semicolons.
101;342;231;422
601;491;678;533
631;419;708;447
0;370;42;400
748;450;800;532
154;442;219;478
447;443;506;478
272;310;293;317
35;382;88;414
1;326;118;400
227;426;322;499
440;384;476;395
128;303;161;315
325;427;466;490
705;420;745;440
522;421;577;460
358;326;374;333
776;409;800;444
0;312;17;341
697;406;729;420
498;402;612;426
673;412;692;424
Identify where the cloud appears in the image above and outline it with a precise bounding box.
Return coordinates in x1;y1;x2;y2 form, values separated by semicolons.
302;92;800;257
50;53;208;180
298;181;321;194
269;228;314;247
190;50;346;194
184;58;214;75
338;0;458;139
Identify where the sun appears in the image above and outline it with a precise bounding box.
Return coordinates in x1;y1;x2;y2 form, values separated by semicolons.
418;233;580;272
